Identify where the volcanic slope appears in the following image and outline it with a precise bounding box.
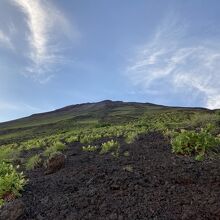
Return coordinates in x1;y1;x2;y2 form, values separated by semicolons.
20;132;220;219
0;100;220;219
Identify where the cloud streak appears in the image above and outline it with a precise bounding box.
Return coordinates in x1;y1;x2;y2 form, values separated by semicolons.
11;0;75;80
0;100;42;122
127;17;220;109
0;30;13;49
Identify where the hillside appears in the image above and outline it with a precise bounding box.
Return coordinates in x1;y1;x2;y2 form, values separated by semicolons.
0;100;209;145
1;100;220;219
0;100;167;129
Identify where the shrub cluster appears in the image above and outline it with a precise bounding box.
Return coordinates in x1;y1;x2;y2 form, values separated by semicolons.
125;132;138;144
0;162;27;207
80;134;102;144
100;140;120;157
25;154;42;170
171;125;220;160
65;136;79;143
82;145;98;152
0;145;20;163
43;141;66;158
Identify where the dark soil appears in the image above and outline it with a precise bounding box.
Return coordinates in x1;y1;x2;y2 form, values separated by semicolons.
18;132;220;220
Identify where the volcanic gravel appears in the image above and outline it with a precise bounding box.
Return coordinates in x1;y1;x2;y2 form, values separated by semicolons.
18;132;220;220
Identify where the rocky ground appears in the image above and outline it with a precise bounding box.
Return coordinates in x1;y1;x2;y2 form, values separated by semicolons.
2;132;220;220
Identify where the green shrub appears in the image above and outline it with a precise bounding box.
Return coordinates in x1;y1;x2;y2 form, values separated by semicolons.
21;139;47;151
54;141;66;151
65;136;78;143
82;145;98;152
123;151;130;157
80;134;102;144
123;165;133;172
0;162;27;207
190;113;220;130
25;154;42;170
171;126;220;160
125;132;138;144
195;154;205;161
80;135;91;144
100;140;120;155
153;121;167;131
43;141;66;157
0;145;20;163
163;128;174;137
111;151;119;158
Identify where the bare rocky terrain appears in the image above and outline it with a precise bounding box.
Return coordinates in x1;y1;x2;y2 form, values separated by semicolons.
15;132;220;220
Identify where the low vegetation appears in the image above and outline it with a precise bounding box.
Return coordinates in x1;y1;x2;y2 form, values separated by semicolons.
82;145;98;152
43;141;66;158
123;165;133;172
25;154;42;170
123;151;130;157
125;132;138;144
0;144;20;163
1;103;220;207
171;125;220;161
65;136;79;143
100;140;120;156
0;162;27;207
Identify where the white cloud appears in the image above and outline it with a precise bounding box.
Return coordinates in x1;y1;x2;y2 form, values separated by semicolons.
11;0;77;79
127;17;220;109
0;30;13;49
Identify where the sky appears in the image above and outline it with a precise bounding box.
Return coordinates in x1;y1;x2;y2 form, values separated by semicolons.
1;0;220;122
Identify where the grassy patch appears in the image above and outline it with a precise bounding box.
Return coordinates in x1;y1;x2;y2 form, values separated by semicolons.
125;132;138;144
0;162;27;207
82;145;98;152
100;140;120;156
171;125;220;160
123;151;130;157
80;134;102;144
0;145;20;163
65;135;79;143
43;141;66;158
25;154;42;170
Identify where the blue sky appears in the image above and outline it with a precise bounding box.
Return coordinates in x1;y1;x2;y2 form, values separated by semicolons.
1;0;220;122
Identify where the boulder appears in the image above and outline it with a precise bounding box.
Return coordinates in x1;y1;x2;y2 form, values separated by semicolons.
45;152;66;175
0;199;25;220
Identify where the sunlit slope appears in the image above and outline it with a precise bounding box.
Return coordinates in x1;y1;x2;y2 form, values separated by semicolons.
0;100;210;144
0;101;165;129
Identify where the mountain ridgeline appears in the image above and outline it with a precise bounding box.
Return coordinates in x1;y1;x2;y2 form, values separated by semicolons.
1;100;220;219
0;100;214;145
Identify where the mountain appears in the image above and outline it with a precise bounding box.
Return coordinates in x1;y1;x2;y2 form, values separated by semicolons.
0;100;210;145
1;100;220;219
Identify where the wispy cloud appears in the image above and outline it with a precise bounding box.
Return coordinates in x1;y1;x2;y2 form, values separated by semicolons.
0;100;43;122
0;29;13;49
0;101;20;111
127;16;220;109
0;100;41;112
11;0;77;80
